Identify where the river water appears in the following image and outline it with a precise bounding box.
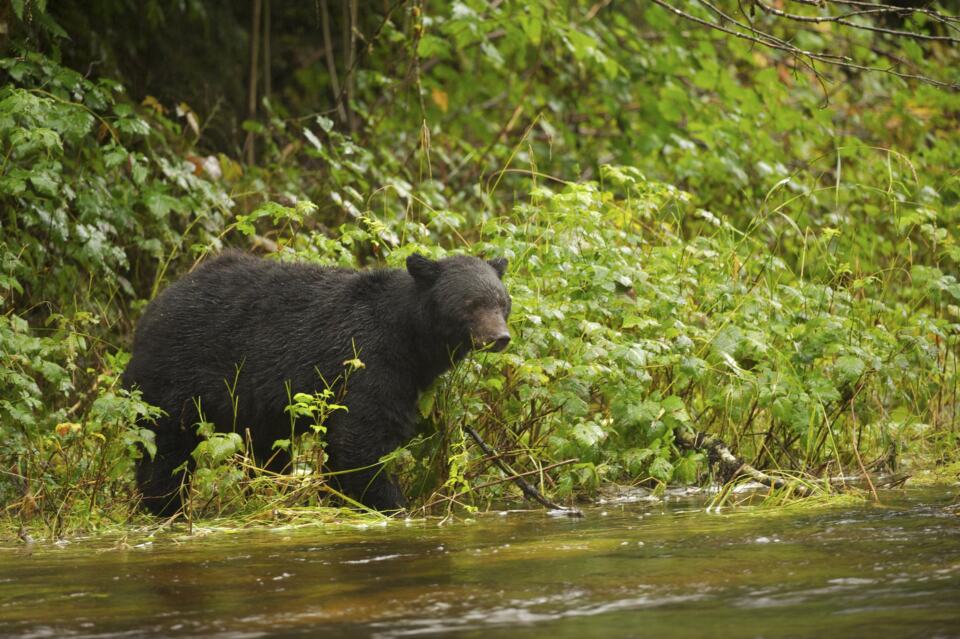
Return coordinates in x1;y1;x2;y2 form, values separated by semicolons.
1;488;958;638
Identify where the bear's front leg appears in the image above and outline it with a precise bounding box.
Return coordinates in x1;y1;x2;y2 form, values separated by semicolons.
324;405;410;512
342;467;407;511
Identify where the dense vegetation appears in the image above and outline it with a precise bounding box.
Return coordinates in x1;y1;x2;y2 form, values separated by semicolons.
2;1;958;536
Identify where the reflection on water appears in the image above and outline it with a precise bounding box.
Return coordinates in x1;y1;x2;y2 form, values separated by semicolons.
1;489;958;638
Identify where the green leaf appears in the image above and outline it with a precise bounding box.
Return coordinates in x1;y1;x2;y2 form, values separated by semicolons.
303;127;323;151
144;192;182;219
520;8;543;45
417;35;451;59
661;396;690;425
657;83;689;123
418;386;436;418
572;420;606;448
834;355;865;387
674;453;702;483
29;172;59;196
138;429;157;459
195;432;243;464
623;447;653;475
649;457;674;482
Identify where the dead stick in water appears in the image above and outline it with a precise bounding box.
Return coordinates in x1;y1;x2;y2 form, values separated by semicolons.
469;458;578;493
674;426;816;497
465;426;583;516
418;459;578;512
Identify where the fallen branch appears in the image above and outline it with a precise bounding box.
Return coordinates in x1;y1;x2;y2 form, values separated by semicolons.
468;458;578;493
465;426;583;517
675;426;817;497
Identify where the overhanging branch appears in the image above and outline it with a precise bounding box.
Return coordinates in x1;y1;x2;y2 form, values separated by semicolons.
650;0;960;91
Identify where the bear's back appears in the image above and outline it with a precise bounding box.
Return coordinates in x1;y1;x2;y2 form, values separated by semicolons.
123;253;384;406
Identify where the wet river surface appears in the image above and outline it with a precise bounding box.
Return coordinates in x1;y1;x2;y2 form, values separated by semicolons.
1;488;958;638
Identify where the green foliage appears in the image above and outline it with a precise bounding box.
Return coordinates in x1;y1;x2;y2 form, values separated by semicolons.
168;352;367;519
0;342;161;535
405;172;957;506
0;54;231;304
0;52;230;534
2;1;959;532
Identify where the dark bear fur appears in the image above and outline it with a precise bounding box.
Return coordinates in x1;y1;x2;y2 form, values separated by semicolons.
123;251;511;515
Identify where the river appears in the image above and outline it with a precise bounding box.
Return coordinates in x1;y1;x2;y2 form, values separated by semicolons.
1;487;958;638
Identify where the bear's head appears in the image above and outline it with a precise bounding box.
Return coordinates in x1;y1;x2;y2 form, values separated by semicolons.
407;254;511;359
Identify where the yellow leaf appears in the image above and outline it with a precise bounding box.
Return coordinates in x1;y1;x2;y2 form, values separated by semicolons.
176;102;201;135
217;153;244;182
55;422;82;437
141;95;165;114
186;111;200;136
431;88;449;112
342;357;365;370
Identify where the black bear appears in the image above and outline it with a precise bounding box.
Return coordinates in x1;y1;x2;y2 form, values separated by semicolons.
123;251;511;515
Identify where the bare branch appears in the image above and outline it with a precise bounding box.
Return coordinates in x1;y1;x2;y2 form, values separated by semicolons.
650;0;960;91
465;426;583;516
756;0;960;43
320;0;348;124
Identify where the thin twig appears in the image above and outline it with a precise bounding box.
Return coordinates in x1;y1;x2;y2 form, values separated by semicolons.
245;0;262;165
848;385;880;503
465;426;583;515
320;0;348;124
345;0;359;133
418;459;578;511
810;0;960;26
334;0;408;124
651;0;960;90
263;0;271;101
755;0;960;43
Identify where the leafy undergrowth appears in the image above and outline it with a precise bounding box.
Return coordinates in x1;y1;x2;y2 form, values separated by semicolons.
96;174;955;527
10;159;957;537
0;54;231;538
3;1;960;538
390;174;959;512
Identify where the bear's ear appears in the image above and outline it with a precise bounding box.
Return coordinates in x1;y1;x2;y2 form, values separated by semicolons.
406;254;441;284
488;257;508;279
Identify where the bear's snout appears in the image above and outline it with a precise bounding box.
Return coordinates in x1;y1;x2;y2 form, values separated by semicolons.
474;330;511;352
472;309;511;352
489;333;511;352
